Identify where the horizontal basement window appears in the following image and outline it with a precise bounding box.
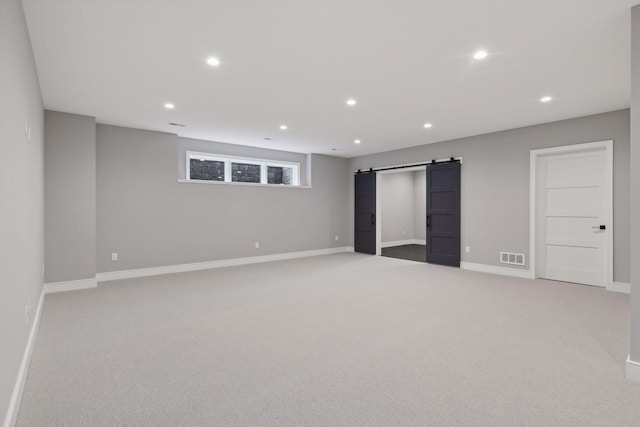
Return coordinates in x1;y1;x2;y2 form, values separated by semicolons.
186;151;301;186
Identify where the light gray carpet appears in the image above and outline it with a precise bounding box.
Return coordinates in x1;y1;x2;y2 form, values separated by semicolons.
17;253;640;426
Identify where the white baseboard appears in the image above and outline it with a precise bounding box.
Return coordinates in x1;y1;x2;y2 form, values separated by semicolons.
381;239;426;248
96;246;354;282
461;262;534;279
626;356;640;383
3;288;45;427
381;239;415;248
607;282;631;294
44;278;97;294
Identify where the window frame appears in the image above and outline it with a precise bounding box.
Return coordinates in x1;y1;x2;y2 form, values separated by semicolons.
187;154;228;182
230;158;263;184
186;151;300;186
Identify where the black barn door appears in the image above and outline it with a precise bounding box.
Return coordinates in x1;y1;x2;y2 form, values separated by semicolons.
354;172;376;254
426;161;461;266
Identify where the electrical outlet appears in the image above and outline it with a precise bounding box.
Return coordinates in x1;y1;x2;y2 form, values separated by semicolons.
465;246;471;253
24;120;29;139
25;304;30;323
111;252;118;261
335;235;339;241
254;242;260;249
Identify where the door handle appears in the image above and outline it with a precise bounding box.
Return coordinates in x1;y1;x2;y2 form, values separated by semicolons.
592;225;606;230
427;215;431;228
371;214;376;225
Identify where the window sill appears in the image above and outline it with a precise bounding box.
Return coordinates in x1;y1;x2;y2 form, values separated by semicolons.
177;179;311;189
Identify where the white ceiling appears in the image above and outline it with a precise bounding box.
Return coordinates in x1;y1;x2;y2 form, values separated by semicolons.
23;0;637;158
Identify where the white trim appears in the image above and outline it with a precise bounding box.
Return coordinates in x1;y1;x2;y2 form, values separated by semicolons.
606;282;631;294
177;179;311;189
3;289;45;427
96;247;354;282
529;140;614;286
381;239;426;248
605;142;614;288
44;278;97;294
529;151;536;279
461;262;534;279
626;356;640;383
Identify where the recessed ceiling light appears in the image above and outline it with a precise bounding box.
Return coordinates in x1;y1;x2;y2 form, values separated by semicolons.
540;96;553;103
346;99;357;106
164;103;175;109
279;125;288;130
354;139;361;144
423;123;433;129
206;57;221;67
473;50;488;60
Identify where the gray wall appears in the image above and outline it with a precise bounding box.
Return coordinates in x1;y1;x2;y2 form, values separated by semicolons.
413;170;426;241
45;111;96;283
0;0;44;423
349;110;630;281
380;172;415;243
380;170;426;244
97;124;349;272
178;137;309;186
630;5;640;364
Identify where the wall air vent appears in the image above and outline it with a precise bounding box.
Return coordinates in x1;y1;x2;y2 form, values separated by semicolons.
500;252;525;266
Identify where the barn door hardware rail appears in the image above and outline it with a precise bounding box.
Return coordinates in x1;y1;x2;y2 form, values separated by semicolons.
355;157;461;174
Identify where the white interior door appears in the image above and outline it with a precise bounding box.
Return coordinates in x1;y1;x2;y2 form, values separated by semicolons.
537;148;608;287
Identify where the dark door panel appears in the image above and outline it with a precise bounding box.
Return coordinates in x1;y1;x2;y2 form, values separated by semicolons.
426;162;461;266
354;172;376;254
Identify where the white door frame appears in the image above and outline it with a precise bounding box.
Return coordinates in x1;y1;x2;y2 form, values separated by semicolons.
529;140;613;285
375;165;427;255
373;157;463;256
